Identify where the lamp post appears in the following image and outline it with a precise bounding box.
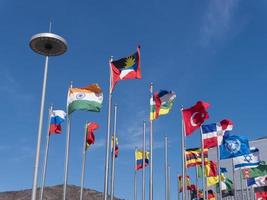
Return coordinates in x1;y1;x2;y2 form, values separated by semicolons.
29;32;67;200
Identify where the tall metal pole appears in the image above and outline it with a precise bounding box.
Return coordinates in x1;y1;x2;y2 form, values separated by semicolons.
180;108;186;200
104;57;113;200
200;127;207;200
149;83;153;200
217;146;222;200
245;180;250;200
165;136;168;200
63;83;73;200
240;169;244;200
168;165;171;200
79;122;88;200
31;56;49;200
195;166;199;200
39;105;53;200
142;121;146;200
177;174;180;200
110;105;118;200
134;147;137;200
232;159;236;198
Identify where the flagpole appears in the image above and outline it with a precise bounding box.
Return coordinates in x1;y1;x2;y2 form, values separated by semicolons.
217;146;222;200
232;159;236;198
168;165;171;200
195;166;199;200
149;82;153;200
239;169;244;200
63;82;73;200
79;122;88;200
245;181;250;200
165;136;168;200
180;107;186;200
104;56;113;200
39;105;53;200
177;174;180;200
142;121;146;200
134;147;137;200
110;105;118;200
200;127;206;200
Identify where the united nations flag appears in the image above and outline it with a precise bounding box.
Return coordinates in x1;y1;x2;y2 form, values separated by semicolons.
220;134;250;160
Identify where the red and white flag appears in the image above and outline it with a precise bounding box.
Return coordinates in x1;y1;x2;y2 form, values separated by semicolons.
182;101;210;136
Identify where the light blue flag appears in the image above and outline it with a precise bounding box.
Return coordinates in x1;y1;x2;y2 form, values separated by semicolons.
220;134;250;160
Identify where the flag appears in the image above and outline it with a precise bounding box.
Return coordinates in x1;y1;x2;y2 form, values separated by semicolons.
111;46;141;91
207;190;216;200
178;175;191;192
185;148;208;167
233;147;260;170
220;167;228;173
150;90;176;120
247;176;267;187
49;110;66;134
135;150;149;170
111;136;119;158
182;101;209;136
242;163;267;179
67;84;103;114
220;134;250;159
201;119;233;148
207;176;219;187
197;160;217;177
220;177;234;197
86;122;99;150
255;186;267;199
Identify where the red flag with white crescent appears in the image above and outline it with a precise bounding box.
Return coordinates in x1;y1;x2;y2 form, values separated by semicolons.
182;101;210;136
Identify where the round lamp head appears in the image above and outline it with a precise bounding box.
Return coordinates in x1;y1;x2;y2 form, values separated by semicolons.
29;33;67;56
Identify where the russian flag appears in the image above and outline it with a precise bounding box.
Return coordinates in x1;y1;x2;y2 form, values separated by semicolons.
201;119;233;148
49;110;66;135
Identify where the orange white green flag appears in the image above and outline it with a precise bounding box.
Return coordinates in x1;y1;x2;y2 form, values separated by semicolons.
67;84;103;114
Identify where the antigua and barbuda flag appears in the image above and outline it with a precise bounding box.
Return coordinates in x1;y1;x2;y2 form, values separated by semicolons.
220;134;250;160
233;147;260;170
49;110;66;135
110;46;141;92
201;119;233;148
150;90;176;121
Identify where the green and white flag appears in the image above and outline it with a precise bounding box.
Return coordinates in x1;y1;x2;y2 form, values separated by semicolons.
67;83;103;114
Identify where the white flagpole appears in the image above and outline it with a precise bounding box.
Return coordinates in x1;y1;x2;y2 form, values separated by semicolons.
110;105;118;200
180;108;186;200
39;105;53;200
232;159;236;198
200;127;206;200
195;166;199;200
165;136;168;200
104;57;113;200
142;121;146;200
134;147;137;200
245;180;250;200
177;174;180;200
149;83;153;200
240;169;244;200
31;56;49;200
168;165;171;200
63;82;73;200
217;146;222;200
79;122;88;200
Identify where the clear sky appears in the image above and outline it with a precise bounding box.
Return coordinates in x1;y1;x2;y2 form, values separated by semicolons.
1;0;267;199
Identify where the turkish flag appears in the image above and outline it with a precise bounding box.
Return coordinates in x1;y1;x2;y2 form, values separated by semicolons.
182;101;209;136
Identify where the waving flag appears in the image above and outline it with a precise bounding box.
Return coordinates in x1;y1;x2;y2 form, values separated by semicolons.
185;148;208;167
197;160;217;177
111;46;141;91
135;150;149;170
220;134;250;160
150;90;176;120
111;136;119;158
182;101;209;136
67;84;103;114
233;147;260;170
49;110;66;134
86;122;99;150
247;176;267;187
242;163;267;179
178;175;191;192
255;186;267;199
201;119;233;148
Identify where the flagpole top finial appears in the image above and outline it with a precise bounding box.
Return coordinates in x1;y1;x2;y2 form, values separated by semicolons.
110;56;113;62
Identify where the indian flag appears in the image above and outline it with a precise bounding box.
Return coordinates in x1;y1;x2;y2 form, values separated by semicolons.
67;84;103;114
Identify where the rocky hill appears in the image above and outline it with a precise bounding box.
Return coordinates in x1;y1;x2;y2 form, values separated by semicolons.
0;185;123;200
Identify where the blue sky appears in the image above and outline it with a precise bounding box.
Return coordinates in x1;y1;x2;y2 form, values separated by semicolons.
1;0;267;199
